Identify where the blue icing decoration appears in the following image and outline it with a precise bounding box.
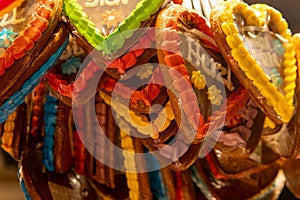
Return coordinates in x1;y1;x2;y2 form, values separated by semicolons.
44;104;57;115
0;37;68;123
0;28;18;48
44;124;56;134
17;165;32;200
42;94;57;172
273;39;285;55
145;149;168;200
191;165;214;200
61;56;81;75
270;68;283;88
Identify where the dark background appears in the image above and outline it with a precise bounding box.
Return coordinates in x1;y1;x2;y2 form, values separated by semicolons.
245;0;300;33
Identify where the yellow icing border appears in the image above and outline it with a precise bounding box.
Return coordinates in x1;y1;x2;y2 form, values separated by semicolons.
250;4;297;107
220;1;295;123
99;91;174;139
119;130;140;200
1;110;17;154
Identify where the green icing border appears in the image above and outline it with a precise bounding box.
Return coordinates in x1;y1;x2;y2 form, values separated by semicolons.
63;0;165;54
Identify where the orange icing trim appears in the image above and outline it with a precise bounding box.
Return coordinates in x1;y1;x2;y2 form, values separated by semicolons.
156;4;219;139
0;0;54;75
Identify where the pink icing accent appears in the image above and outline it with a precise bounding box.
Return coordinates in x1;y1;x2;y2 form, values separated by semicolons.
220;100;259;147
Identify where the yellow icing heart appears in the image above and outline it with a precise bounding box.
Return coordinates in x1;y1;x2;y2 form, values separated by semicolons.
219;1;296;124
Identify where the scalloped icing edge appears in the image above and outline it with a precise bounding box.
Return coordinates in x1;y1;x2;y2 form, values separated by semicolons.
1;109;17;155
0;0;61;74
250;4;297;128
220;1;295;123
63;0;166;54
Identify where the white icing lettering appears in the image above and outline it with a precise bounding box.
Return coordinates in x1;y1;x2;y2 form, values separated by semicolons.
186;37;235;91
0;8;25;27
85;0;128;8
243;32;283;71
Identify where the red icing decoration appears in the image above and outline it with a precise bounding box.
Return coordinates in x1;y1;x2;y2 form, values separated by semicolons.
171;0;183;4
175;172;183;200
0;66;5;76
130;90;151;108
0;0;15;10
74;130;86;175
122;52;137;69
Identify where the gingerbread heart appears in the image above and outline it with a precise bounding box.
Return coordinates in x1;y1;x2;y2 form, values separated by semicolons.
0;0;69;123
210;1;297;126
155;3;246;145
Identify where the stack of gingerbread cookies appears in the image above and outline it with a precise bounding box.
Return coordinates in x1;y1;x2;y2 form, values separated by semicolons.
1;0;300;199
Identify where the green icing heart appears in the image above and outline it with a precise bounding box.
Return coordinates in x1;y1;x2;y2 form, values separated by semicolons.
63;0;165;55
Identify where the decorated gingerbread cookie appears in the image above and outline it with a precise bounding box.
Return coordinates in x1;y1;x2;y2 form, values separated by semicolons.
0;0;69;123
44;35;86;106
155;3;245;147
210;1;297;127
62;0;167;56
42;91;73;174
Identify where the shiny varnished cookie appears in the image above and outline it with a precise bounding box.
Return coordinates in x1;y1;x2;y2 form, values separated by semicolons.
210;1;297;127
